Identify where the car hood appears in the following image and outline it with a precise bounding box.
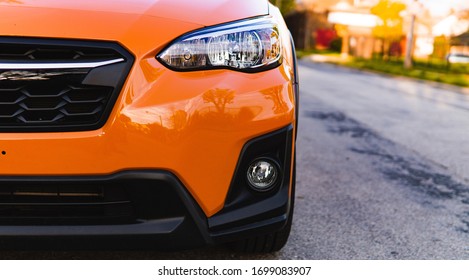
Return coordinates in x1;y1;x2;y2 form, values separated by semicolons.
0;0;269;26
0;0;269;54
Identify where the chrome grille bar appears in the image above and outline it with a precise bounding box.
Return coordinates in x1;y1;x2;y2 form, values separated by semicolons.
0;58;124;70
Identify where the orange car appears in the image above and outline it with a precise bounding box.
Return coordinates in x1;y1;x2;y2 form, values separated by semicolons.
0;0;298;252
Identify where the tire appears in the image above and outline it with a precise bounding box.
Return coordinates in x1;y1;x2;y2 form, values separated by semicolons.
230;156;296;253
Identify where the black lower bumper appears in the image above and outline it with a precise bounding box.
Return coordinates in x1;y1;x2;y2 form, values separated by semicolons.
0;126;294;250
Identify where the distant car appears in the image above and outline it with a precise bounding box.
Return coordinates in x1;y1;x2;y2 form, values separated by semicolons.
0;0;298;253
447;53;469;64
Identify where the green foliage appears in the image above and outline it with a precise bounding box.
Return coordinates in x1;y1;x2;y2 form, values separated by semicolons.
329;38;343;53
269;0;295;15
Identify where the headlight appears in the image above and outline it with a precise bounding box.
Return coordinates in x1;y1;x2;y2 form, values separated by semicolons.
157;17;282;72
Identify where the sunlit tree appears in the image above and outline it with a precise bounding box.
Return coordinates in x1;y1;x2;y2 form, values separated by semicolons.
371;0;406;59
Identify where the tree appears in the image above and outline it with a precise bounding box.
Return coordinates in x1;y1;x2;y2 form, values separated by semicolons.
269;0;295;15
371;0;406;59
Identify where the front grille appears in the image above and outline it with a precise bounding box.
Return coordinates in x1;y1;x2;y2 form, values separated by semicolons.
0;37;134;132
0;177;186;225
0;82;113;126
0;182;131;225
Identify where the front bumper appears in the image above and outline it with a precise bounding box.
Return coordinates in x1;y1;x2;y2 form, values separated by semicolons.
0;60;295;218
0;126;294;249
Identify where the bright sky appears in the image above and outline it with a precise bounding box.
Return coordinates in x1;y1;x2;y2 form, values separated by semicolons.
410;0;469;16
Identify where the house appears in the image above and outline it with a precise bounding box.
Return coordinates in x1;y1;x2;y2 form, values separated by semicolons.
433;12;469;56
327;0;379;58
451;32;469;55
292;0;380;56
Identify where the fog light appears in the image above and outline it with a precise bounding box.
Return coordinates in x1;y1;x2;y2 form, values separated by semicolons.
247;159;278;191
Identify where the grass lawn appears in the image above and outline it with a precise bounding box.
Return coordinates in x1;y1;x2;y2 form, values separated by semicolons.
342;58;469;87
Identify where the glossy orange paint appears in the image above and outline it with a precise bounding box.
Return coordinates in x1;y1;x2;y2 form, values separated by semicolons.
0;1;295;217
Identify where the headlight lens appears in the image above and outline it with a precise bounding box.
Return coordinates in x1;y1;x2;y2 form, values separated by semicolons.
157;17;282;72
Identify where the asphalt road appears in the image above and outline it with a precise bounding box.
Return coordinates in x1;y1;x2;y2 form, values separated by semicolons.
3;61;469;259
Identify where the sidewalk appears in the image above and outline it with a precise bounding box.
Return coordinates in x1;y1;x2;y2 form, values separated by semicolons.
304;54;350;63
